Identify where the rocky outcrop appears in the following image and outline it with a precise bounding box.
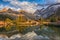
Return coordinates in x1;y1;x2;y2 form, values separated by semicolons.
34;3;60;20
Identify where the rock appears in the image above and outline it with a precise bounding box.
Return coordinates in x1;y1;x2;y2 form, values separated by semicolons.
20;31;37;40
10;34;21;39
33;35;50;40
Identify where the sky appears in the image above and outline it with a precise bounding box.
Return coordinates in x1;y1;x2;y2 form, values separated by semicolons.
0;0;60;13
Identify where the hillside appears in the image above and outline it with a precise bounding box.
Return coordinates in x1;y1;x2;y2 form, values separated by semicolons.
0;8;39;33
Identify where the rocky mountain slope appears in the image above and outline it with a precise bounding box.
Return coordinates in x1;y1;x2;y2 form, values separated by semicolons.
34;3;60;20
0;3;60;21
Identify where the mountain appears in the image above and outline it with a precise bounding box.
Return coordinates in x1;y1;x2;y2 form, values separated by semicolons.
55;7;60;16
0;8;36;20
49;7;60;20
34;3;60;20
0;3;60;21
0;8;19;20
0;8;8;12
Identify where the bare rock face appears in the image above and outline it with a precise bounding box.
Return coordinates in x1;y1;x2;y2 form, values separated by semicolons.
17;31;37;40
10;34;21;39
34;3;60;19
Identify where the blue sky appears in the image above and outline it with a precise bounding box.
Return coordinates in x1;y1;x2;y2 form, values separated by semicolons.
0;0;57;5
0;0;44;4
0;0;59;13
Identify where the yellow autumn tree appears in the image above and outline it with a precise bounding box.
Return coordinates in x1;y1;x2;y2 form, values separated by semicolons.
5;18;13;31
14;16;28;32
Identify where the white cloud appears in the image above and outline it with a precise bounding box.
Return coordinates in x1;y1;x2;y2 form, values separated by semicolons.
0;4;18;11
3;0;58;13
0;4;4;10
57;0;60;3
0;4;9;10
3;0;39;13
10;1;38;13
3;0;17;2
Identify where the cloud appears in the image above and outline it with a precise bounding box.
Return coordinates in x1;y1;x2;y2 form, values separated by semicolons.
3;0;40;13
0;4;8;9
3;0;17;2
57;0;60;3
2;0;59;13
0;4;4;10
46;0;56;4
46;0;60;4
10;1;38;13
0;4;18;11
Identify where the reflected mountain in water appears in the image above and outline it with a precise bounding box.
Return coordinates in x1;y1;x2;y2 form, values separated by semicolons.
0;26;60;40
0;3;60;40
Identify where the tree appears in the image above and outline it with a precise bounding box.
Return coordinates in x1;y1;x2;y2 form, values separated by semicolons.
50;16;58;22
14;16;28;32
5;18;13;31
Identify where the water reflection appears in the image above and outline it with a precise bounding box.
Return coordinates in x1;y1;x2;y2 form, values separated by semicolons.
0;25;60;40
34;25;60;40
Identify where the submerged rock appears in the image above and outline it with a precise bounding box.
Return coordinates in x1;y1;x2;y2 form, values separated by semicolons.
20;31;37;40
10;34;21;39
33;35;50;40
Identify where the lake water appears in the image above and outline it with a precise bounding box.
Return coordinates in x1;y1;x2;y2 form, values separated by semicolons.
0;26;60;40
